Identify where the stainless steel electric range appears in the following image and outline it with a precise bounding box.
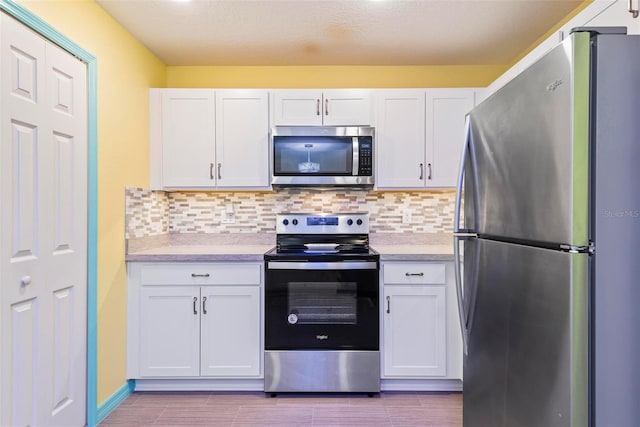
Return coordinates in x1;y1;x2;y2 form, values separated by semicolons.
264;213;380;395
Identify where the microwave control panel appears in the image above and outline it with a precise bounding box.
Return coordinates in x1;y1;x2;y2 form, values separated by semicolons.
358;139;373;176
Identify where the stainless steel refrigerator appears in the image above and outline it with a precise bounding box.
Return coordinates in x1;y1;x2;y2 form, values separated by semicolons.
453;28;640;427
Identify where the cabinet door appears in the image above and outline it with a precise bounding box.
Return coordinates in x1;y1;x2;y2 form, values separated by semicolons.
375;90;426;188
200;286;261;377
425;89;475;188
383;285;446;377
139;286;201;377
323;90;373;125
161;89;216;187
272;90;323;125
215;90;270;187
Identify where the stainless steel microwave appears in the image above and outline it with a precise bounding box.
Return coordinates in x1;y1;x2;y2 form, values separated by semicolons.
271;126;374;189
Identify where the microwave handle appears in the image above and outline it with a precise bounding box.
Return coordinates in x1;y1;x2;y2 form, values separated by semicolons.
352;137;360;176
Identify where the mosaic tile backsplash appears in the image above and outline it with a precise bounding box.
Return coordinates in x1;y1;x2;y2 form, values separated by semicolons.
125;188;457;238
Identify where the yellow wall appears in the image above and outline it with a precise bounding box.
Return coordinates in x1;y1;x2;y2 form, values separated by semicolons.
18;0;166;404
167;64;505;88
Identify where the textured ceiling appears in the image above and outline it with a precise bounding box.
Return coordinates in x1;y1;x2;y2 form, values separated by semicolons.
96;0;583;66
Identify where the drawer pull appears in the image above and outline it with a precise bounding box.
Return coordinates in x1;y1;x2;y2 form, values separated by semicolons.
386;296;391;314
193;297;198;315
191;273;210;278
405;272;425;277
202;296;208;314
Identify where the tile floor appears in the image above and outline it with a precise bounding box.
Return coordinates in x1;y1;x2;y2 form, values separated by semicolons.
99;391;462;426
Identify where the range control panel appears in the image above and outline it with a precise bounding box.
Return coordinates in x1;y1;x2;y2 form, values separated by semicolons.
276;213;369;235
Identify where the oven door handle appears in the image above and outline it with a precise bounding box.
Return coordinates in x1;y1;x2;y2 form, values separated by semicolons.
267;261;378;270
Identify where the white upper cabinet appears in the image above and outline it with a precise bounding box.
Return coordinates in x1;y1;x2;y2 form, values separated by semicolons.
425;89;475;188
215;90;269;188
160;89;216;188
375;88;475;189
375;90;426;188
151;89;270;190
272;89;373;126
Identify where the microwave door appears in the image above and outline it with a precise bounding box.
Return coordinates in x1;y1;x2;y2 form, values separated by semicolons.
273;136;353;176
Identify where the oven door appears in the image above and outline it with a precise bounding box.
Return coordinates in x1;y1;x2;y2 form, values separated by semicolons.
265;260;379;350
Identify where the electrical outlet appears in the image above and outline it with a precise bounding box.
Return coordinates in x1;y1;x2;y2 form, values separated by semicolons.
221;203;235;224
402;211;412;224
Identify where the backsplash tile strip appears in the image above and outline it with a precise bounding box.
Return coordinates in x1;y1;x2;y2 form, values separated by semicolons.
126;188;457;238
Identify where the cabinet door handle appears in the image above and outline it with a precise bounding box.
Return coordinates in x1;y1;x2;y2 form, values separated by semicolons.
191;273;210;278
405;272;425;277
210;163;214;180
419;163;424;180
386;296;391;314
202;296;207;314
193;297;198;315
325;98;329;116
316;99;320;116
217;163;222;180
427;163;432;180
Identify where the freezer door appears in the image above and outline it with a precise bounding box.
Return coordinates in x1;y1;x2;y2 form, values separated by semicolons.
463;239;588;427
466;32;590;246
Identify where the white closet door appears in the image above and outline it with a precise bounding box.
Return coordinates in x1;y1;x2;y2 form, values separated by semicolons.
0;13;87;427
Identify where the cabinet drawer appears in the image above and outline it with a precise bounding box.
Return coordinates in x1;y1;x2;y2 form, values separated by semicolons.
383;263;446;285
139;263;261;285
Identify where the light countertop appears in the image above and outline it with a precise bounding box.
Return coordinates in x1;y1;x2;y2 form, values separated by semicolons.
125;233;454;263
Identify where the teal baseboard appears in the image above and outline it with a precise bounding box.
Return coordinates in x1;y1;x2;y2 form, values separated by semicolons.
96;380;135;424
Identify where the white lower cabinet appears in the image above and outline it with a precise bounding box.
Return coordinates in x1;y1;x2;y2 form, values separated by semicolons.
381;261;462;382
383;284;446;377
128;262;262;380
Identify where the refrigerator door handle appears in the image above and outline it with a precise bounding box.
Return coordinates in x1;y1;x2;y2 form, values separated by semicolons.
454;235;469;356
455;115;472;234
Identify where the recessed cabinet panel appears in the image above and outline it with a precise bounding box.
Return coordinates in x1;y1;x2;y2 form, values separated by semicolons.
272;90;372;126
139;263;261;286
139;286;201;377
383;285;446;377
383;262;446;285
375;90;426;188
200;286;261;377
426;89;475;188
215;90;270;187
161;89;216;188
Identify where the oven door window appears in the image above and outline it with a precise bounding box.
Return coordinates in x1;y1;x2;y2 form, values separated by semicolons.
273;136;353;176
265;267;379;350
288;281;357;325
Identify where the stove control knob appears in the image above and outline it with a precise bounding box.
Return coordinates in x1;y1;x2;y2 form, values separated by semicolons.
347;219;353;226
282;219;289;226
356;219;363;226
292;219;298;226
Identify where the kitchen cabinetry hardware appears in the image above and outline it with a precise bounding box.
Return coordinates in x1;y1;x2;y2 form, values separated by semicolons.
325;99;329;115
217;163;222;180
209;163;214;180
630;0;639;17
316;99;320;116
427;163;432;180
386;296;391;314
419;163;424;180
191;273;210;277
202;296;207;314
20;276;32;286
405;272;425;277
193;297;198;315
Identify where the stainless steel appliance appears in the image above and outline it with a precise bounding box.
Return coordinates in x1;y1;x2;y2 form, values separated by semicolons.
271;126;374;189
264;213;380;394
454;28;640;427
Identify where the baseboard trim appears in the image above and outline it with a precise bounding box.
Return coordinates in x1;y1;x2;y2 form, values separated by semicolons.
134;379;265;392
381;378;462;392
96;380;135;424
